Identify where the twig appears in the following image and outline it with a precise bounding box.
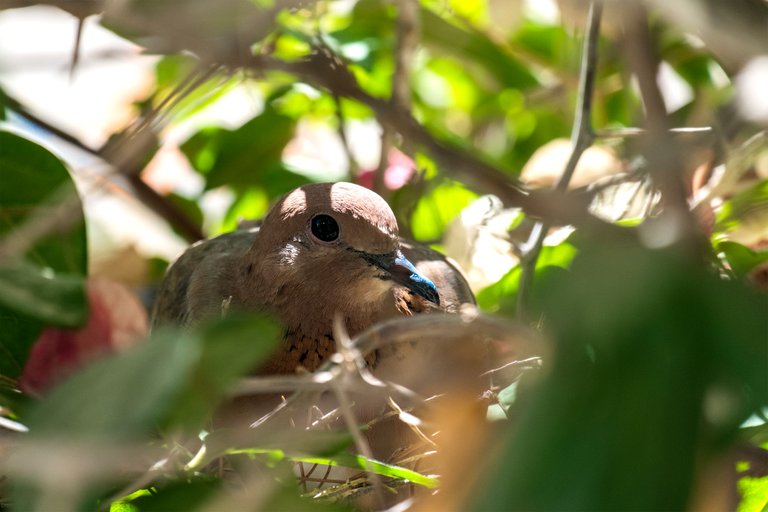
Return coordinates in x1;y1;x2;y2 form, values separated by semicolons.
596;126;714;139
621;2;704;256
331;93;357;180
331;314;386;508
5;95;205;243
516;0;603;322
68;15;85;81
248;51;602;226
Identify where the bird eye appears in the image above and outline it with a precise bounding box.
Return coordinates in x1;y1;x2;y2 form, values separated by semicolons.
310;214;340;242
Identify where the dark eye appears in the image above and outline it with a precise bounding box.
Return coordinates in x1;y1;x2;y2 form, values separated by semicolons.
310;214;339;242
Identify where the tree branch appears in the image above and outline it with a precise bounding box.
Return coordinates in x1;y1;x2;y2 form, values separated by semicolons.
250;50;602;226
516;0;603;321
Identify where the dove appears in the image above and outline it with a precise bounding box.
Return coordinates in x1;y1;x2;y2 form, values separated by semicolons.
151;182;475;375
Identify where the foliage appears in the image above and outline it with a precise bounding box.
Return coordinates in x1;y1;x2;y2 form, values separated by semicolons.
1;0;767;511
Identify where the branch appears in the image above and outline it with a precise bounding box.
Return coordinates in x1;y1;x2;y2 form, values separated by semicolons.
516;0;603;321
621;2;705;256
6;95;205;243
249;50;600;225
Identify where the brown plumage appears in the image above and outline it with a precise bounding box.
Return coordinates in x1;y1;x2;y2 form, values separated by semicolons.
151;182;474;375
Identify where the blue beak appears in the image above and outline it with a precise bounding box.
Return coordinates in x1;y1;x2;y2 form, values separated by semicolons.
362;250;440;305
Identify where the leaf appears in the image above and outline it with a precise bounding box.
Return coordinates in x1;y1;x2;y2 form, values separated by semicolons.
410;180;478;241
22;328;199;441
0;131;88;378
477;241;577;316
472;243;768;510
181;104;298;191
0;131;87;274
118;478;221;512
737;474;768;512
228;448;439;488
717;241;768;277
420;7;538;90
0;260;86;327
715;180;768;233
22;314;281;440
163;313;282;429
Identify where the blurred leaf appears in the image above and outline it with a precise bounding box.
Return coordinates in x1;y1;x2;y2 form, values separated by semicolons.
477;241;577;316
23;314;280;440
410;181;478;241
737;474;768;512
717;241;768;278
229;448;439;488
0;131;87;378
0;85;7;121
217;187;269;234
181;104;299;191
163;314;282;428
472;243;768;510
421;7;538;90
23;328;199;441
151;55;238;122
118;478;220;512
512;21;570;65
0;131;87;273
0;261;86;327
166;193;204;235
715;180;768;233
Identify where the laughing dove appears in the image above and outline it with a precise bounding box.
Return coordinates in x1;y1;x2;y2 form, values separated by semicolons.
151;182;475;375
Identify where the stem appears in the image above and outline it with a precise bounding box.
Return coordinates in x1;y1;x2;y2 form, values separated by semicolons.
516;0;603;321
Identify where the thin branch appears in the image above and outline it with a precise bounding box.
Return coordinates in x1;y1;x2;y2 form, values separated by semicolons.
5;95;205;243
621;1;704;256
516;0;603;322
596;126;714;139
248;51;602;226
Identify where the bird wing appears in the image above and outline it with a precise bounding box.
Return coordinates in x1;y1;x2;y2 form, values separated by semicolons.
151;228;259;327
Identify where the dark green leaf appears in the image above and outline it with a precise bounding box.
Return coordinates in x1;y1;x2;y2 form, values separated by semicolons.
181;106;297;191
0;260;86;327
119;478;220;512
0;131;87;274
421;8;538;90
717;241;768;278
23;314;281;440
0;131;88;378
473;243;768;510
164;313;282;429
23;328;199;441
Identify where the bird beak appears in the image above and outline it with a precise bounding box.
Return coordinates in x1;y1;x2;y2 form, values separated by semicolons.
361;250;440;305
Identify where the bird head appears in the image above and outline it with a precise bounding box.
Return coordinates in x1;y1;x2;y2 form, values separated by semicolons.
239;182;439;335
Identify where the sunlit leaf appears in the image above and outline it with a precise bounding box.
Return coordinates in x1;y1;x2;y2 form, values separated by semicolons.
410;181;478;241
181;104;299;191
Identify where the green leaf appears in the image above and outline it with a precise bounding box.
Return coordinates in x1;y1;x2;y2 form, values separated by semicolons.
228;448;439;488
23;328;200;441
715;180;768;234
163;313;282;429
410;181;478;241
180;105;298;191
0;260;86;327
472;243;768;510
0;131;87;274
737;474;768;512
23;314;281;440
420;7;538;90
717;241;768;278
0;131;88;378
477;241;577;316
119;478;220;512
